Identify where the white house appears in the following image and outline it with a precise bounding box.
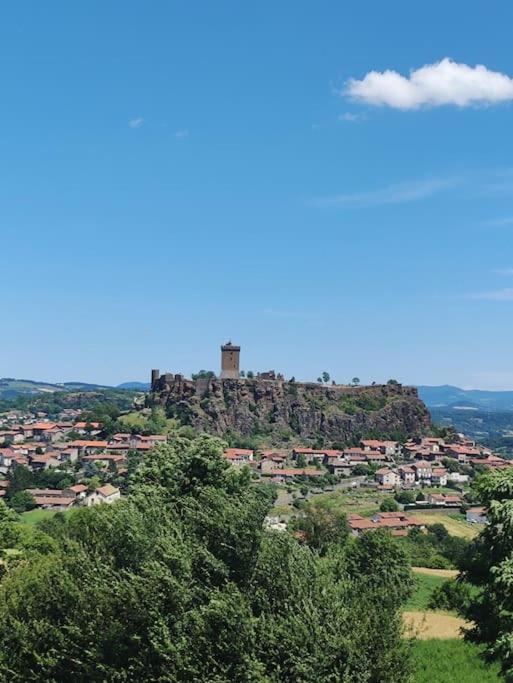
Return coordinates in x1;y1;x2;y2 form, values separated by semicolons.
431;467;448;487
397;465;415;486
86;484;121;506
375;468;399;487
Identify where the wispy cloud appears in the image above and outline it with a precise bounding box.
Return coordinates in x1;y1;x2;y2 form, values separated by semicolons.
495;268;513;276
174;129;189;139
345;58;513;110
338;112;361;122
263;308;306;319
311;176;460;208
469;288;513;301
128;117;144;129
484;216;513;227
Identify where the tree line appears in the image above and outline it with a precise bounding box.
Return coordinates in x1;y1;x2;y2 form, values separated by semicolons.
0;434;414;682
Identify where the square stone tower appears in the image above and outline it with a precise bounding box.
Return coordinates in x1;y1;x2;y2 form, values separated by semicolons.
221;342;240;379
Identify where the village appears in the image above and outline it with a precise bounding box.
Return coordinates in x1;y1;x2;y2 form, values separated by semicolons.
0;402;497;533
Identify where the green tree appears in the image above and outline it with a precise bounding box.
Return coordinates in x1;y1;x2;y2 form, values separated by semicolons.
395;490;416;505
352;377;360;386
191;370;216;380
321;371;330;384
6;466;34;498
380;497;399;512
9;490;36;513
459;469;513;677
299;502;349;554
145;406;167;435
295;453;307;468
0;435;414;682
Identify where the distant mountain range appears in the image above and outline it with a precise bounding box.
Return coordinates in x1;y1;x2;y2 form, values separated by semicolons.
2;378;513;412
0;378;150;399
417;385;513;412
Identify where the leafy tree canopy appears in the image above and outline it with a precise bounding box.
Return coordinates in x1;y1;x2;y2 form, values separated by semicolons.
0;435;413;682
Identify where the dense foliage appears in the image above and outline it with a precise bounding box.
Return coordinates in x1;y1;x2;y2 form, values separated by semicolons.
0;435;414;682
0;388;138;420
459;468;513;678
397;524;470;569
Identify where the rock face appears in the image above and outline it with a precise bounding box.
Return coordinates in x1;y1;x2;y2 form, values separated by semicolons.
148;377;431;446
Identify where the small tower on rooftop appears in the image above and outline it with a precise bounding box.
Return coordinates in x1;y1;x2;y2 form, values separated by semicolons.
220;341;240;379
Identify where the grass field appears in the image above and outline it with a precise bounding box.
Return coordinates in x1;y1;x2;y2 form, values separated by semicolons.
405;571;448;611
307;489;390;517
411;640;502;682
118;411;178;433
289;489;482;540
118;412;149;429
20;509;57;525
407;511;481;539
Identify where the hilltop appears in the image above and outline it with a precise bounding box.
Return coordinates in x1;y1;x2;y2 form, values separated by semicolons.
148;376;430;447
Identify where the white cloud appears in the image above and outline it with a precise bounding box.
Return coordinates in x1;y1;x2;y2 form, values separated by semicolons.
128;117;144;129
174;129;189;139
470;288;513;301
346;58;513;110
311;176;460;208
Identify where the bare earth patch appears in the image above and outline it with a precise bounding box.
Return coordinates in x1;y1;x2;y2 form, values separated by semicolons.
403;611;470;639
412;566;459;578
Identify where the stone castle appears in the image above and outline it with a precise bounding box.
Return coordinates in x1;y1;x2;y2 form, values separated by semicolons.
150;342;284;393
147;343;430;442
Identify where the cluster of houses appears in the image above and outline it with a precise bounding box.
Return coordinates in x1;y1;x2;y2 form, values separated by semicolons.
223;435;512;488
0;411;167;511
348;511;426;537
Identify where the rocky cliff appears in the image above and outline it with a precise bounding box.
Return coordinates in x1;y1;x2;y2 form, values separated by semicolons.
147;376;431;446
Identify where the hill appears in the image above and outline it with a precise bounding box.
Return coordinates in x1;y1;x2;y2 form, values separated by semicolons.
116;381;151;390
149;376;430;446
418;385;513;411
0;378;149;399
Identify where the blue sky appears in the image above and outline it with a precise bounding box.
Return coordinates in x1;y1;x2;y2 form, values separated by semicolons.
2;1;513;389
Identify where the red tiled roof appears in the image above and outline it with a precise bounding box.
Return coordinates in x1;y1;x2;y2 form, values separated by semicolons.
376;467;394;475
349;519;379;530
33;495;74;507
224;448;254;459
30;422;57;431
68;484;87;493
96;485;119;497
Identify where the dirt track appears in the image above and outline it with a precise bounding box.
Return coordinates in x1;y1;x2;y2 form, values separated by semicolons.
403;611;469;639
412;566;459;578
